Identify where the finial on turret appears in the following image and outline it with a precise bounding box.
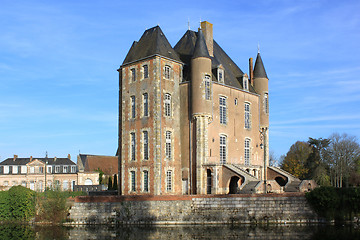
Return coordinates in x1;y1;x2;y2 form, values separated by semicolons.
258;42;260;53
188;18;190;30
199;18;202;29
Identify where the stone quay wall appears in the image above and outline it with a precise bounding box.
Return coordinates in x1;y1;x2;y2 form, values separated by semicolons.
68;193;318;225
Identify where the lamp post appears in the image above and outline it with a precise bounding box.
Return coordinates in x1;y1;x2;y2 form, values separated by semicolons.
260;127;268;194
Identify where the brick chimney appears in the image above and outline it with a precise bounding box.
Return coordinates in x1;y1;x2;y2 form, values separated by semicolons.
249;57;254;85
200;21;213;57
67;154;71;160
13;155;18;161
30;156;33;161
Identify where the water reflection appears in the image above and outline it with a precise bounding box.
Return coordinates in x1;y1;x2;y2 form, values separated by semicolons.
0;224;359;240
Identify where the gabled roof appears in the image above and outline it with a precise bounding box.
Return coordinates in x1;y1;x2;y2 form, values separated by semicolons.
253;52;268;79
78;154;118;175
0;157;76;166
122;26;181;65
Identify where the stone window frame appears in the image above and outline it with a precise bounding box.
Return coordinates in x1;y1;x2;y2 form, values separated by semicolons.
219;134;227;164
142;129;149;161
218;68;224;83
130;67;136;82
204;74;211;100
244;138;251;165
244;102;251;129
264;92;269;114
12;165;18;174
164;93;172;117
165;130;173;161
3;166;9;174
55;166;60;173
129;169;136;192
71;166;77;173
141;168;150;193
165;167;174;192
130;131;136;161
63;165;68;173
164;65;172;80
142;92;149;117
143;64;149;79
219;95;227;125
47;166;52;174
130;95;136;119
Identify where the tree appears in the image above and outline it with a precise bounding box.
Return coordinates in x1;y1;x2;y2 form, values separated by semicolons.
280;141;312;179
327;133;360;187
306;137;331;186
108;176;113;190
95;168;104;185
113;174;118;191
269;151;278;167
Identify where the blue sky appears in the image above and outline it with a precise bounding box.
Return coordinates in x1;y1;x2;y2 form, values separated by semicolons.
1;0;359;163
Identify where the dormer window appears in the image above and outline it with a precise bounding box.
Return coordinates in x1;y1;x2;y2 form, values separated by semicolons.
243;75;249;91
218;68;224;83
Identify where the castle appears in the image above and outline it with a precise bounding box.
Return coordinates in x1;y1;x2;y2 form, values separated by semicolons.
117;21;312;195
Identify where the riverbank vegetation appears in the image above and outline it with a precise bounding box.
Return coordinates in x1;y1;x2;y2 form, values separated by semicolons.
306;186;360;222
0;186;85;224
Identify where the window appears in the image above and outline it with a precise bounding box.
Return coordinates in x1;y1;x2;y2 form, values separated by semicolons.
164;65;171;79
13;166;18;174
243;77;248;90
21;181;27;187
166;131;172;160
131;96;136;119
219;96;227;124
245;138;251;165
204;75;211;100
130;171;136;192
39;167;43;173
131;68;136;82
3;166;9;174
264;93;269;114
143;170;149;192
63;166;68;173
21;166;27;174
4;181;9;186
71;166;76;173
30;181;35;190
165;93;171;117
220;135;227;164
143;65;148;78
234;98;238;105
63;180;68;191
130;132;136;161
143;93;148;117
55;166;60;173
47;166;52;173
38;181;43;192
143;131;149;160
218;68;224;83
30;166;35;173
245;103;251;129
166;170;172;191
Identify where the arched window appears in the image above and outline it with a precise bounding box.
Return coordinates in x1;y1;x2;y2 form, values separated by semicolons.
219;96;227;124
143;170;149;192
130;132;136;161
131;96;136;118
244;103;251;129
164;65;171;79
166;170;172;191
143;131;149;160
143;93;148;117
143;65;148;78
165;131;172;160
84;179;93;185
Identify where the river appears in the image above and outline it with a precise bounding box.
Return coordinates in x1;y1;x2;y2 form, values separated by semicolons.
1;223;359;239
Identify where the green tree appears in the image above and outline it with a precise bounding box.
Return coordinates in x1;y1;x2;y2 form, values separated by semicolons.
306;137;331;186
281;141;312;179
113;174;118;190
95;168;104;185
108;176;113;190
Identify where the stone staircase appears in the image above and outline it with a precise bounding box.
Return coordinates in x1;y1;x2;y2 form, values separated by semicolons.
223;164;258;182
239;181;261;194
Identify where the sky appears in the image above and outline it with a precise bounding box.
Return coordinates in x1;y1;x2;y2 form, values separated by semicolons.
1;0;360;163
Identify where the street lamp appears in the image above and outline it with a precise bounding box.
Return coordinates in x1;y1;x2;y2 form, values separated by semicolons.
260;127;268;194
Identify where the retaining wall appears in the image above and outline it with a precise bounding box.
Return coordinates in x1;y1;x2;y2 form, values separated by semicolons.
68;193;318;225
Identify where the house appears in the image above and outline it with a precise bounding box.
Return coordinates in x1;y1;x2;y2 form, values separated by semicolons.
0;155;78;191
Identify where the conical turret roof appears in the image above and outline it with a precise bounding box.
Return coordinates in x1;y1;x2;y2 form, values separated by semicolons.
192;29;211;59
253;52;268;79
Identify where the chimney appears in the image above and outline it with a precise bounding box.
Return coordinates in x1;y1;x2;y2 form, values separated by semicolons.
249;57;254;85
67;154;71;160
14;155;18;161
54;157;57;162
30;156;33;161
200;21;213;57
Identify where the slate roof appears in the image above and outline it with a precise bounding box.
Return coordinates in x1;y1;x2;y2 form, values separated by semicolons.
192;29;210;59
253;52;268;79
122;26;181;65
0;157;76;166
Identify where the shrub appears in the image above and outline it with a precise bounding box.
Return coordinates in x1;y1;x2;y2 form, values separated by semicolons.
8;186;35;221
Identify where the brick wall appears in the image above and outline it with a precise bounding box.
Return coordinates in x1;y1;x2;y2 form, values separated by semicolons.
68;193;318;225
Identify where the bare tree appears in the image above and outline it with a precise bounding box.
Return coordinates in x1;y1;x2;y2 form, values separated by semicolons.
327;133;360;187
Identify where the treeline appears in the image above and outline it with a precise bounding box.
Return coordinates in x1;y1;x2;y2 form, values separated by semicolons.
0;186;85;223
280;133;360;187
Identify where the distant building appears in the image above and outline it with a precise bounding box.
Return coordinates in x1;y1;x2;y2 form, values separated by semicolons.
118;21;315;195
0;155;78;191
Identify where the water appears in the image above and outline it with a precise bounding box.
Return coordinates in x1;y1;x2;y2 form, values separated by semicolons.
0;224;359;240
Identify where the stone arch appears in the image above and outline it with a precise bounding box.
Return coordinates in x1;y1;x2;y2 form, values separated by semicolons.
84;178;93;185
229;176;240;194
275;176;287;186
